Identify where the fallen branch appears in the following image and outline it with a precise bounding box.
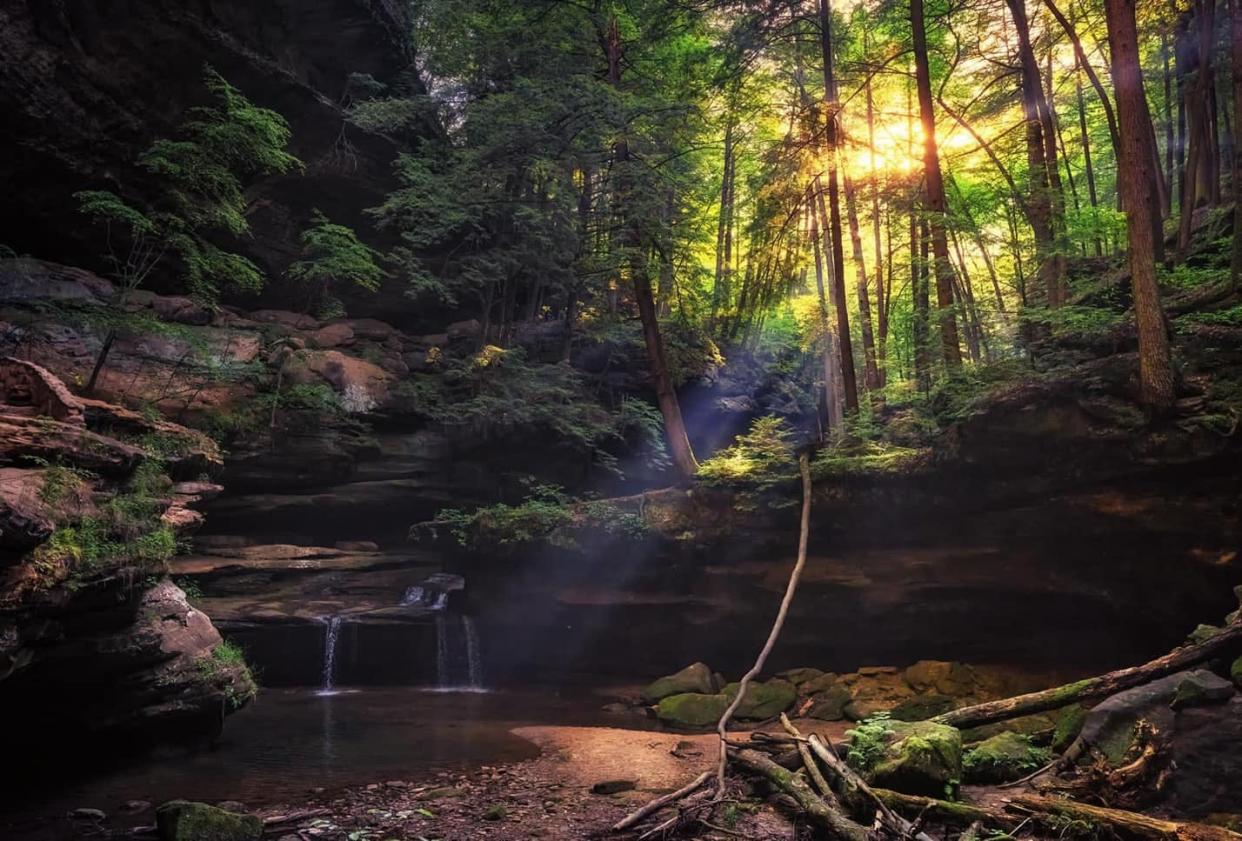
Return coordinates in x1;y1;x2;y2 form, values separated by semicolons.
1008;794;1242;841
805;733;936;841
262;809;330;826
873;789;1016;830
935;608;1242;730
611;771;712;832
779;715;836;798
714;453;813;790
730;748;868;841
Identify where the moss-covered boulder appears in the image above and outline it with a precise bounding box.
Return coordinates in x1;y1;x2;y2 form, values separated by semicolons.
800;672;841;695
1231;657;1242;689
778;667;826;688
642;662;717;703
891;694;956;722
807;684;853;721
655;692;729;728
1186;624;1224;645
1170;671;1235;710
155;801;262;841
962;732;1051;784
1051;704;1086;753
864;721;963;797
723;680;797;720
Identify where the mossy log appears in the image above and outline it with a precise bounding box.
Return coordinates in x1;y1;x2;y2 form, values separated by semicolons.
1008;795;1242;841
873;789;1017;830
730;748;869;841
935;616;1242;730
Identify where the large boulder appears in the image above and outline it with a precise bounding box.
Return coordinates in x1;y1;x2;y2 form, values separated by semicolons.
857;720;963;798
655;693;730;728
155;800;262;841
807;683;853;721
723;679;796;721
1173;696;1242;816
641;662;718;702
1079;671;1187;764
962;732;1051;784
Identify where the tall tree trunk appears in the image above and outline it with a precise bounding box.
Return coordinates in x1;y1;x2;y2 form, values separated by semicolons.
817;0;860;412
1077;65;1104;256
809;190;842;433
914;216;932;391
866;50;888;389
712;120;735;327
911;0;963;367
1176;0;1221;256
1232;0;1242;286
1104;0;1176;411
1162;29;1176;216
606;17;697;477
1008;0;1066;308
844;174;881;394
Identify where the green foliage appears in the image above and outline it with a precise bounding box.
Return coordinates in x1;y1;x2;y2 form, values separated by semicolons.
410;345;667;476
76;65;299;300
698;416;796;490
37;462;93;507
845;713;895;773
813;440;926;478
289;210;388;312
427;482;647;548
962;733;1051;783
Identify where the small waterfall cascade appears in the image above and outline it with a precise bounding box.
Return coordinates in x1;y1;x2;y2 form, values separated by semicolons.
397;572;484;691
434;613;484;690
319;615;343;694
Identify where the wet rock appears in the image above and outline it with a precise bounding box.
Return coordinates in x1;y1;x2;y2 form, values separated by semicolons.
590;780;636;795
121;801;152;814
655;693;730;728
310;323;356;349
670;740;703;759
335;540;379;552
866;721;963;798
1232;657;1242;688
641;662;716;702
962;732;1050;784
1171;671;1234;710
72;808;106;821
155;800;261;841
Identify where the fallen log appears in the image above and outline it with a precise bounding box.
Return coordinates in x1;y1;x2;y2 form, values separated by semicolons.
1008;795;1242;841
611;771;712;832
872;789;1016;831
935;610;1242;730
730;748;868;841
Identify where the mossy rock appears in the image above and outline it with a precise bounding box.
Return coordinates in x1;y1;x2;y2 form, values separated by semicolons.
891;694;956;722
656;692;730;728
844;699;887;722
962;732;1051;784
155;801;261;841
1186;624;1223;645
642;662;717;703
1051;704;1086;753
807;684;852;721
1231;657;1242;689
1170;670;1234;710
868;721;962;798
723;680;797;720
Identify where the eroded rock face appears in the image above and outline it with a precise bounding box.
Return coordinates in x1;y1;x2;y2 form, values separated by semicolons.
0;368;251;756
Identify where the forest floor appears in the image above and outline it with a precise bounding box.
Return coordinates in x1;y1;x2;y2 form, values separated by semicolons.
253;721;857;840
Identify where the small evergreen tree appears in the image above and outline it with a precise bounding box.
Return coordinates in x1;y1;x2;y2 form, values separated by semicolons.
75;66;300;393
288;210;387;317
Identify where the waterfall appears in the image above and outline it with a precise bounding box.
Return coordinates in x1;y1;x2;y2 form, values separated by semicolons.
433;613;484;691
319;615;342;694
401;585;447;610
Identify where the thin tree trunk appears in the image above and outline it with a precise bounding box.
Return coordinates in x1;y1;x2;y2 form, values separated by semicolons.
1162;29;1176;216
844;174;881;394
866;48;887;389
1232;0;1242;286
911;0;963;367
817;0;860;412
810;190;842;431
1077;66;1104;256
606;16;697;477
1104;0;1176;411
